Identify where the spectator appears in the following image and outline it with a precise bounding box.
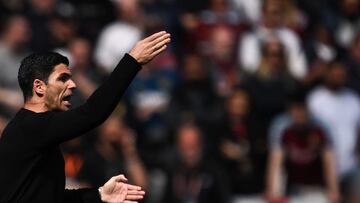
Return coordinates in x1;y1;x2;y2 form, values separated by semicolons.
77;115;148;189
0;14;30;116
230;0;261;24
238;0;307;80
163;123;230;203
166;54;223;153
307;61;360;190
95;0;143;73
49;7;78;53
345;33;360;96
267;97;339;203
25;0;56;52
243;39;299;148
334;0;360;48
303;23;341;90
67;38;105;107
206;25;240;97
124;49;179;170
177;0;246;58
218;88;268;202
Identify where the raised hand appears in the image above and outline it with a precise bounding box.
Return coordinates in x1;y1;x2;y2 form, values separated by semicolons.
128;31;171;65
99;175;145;203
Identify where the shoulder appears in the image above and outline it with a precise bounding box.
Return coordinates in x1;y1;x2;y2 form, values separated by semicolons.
307;86;328;100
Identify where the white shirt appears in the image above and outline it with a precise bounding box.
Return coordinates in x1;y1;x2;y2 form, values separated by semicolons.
95;22;142;72
238;26;307;80
307;86;360;176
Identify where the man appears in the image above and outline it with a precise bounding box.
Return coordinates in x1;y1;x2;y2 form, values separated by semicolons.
0;31;171;202
267;97;339;203
307;61;360;201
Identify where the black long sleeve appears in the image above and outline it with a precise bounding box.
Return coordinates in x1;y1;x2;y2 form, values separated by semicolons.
64;189;102;203
0;54;141;203
37;53;141;147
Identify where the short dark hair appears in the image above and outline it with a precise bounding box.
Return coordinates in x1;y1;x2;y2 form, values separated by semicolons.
18;52;69;101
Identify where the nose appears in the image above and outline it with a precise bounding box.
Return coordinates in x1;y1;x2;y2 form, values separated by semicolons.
68;79;77;89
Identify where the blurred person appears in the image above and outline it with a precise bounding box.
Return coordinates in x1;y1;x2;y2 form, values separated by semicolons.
295;0;338;28
0;31;170;202
345;33;360;96
124;49;179;170
304;23;339;65
231;0;307;34
230;0;261;24
177;0;246;58
166;53;223;154
206;25;240;97
243;39;299;150
218;88;268;202
0;0;24;11
67;38;105;107
25;0;56;52
77;115;148;189
61;0;115;40
163;123;230;203
238;0;307;80
303;23;341;90
334;0;360;48
0;14;30;116
266;0;307;35
307;61;360;194
49;7;77;52
95;0;144;73
267;97;339;203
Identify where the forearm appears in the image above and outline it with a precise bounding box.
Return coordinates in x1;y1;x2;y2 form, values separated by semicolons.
322;148;339;193
125;154;148;188
266;149;284;199
64;188;102;203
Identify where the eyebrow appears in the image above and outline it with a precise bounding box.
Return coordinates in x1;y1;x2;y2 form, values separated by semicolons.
57;72;72;82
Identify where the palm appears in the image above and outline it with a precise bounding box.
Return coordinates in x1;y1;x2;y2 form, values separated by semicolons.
100;175;145;203
103;181;127;202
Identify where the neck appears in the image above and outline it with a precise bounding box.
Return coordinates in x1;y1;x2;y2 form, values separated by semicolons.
23;98;49;113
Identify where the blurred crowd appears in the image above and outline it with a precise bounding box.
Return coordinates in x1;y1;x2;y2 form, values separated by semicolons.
2;0;360;202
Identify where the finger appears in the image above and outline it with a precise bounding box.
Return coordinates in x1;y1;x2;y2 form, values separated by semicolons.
150;45;168;58
114;174;128;182
150;33;171;48
152;37;171;52
126;195;144;200
126;184;142;191
127;190;145;195
124;201;138;203
143;31;167;42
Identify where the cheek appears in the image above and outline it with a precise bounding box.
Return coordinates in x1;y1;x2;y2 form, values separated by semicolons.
45;86;62;104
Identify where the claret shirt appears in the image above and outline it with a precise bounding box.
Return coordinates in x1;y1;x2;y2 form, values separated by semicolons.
0;54;141;203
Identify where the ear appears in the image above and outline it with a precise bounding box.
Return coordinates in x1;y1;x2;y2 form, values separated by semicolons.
33;79;46;96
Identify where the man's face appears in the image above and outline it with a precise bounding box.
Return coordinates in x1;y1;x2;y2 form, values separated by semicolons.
44;64;76;111
325;63;347;90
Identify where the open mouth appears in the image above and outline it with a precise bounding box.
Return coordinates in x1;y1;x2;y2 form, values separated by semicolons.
62;95;72;106
63;95;72;101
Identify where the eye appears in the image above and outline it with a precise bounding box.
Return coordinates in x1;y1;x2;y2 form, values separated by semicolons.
57;74;71;82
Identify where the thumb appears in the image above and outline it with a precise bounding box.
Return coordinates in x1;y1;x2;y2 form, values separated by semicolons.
114;174;128;182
